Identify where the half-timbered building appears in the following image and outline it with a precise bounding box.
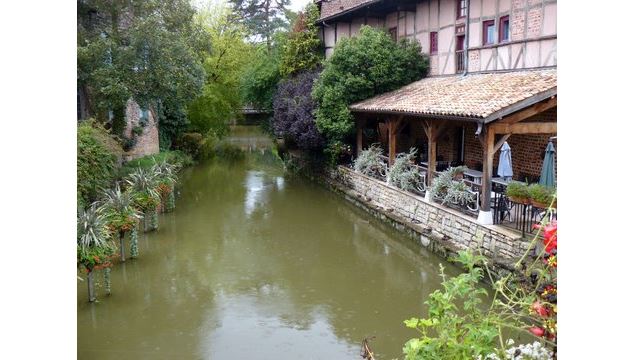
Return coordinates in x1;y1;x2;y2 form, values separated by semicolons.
315;0;557;226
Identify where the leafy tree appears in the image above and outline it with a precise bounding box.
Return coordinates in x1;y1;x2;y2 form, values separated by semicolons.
229;0;291;50
312;26;428;150
240;40;285;111
77;0;208;146
272;69;324;150
279;2;322;77
187;3;253;137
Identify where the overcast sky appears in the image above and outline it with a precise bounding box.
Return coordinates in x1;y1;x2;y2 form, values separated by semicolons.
289;0;311;12
193;0;312;12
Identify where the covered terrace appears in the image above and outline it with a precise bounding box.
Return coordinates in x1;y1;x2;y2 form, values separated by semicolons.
349;68;557;226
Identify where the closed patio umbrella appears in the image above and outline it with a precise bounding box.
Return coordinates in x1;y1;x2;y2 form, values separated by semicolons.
497;141;513;181
539;140;556;188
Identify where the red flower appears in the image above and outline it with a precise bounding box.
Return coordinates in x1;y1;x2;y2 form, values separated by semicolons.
535;221;557;254
529;326;545;337
531;301;549;318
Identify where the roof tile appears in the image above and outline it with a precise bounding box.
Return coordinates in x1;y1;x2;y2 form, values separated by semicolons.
349;69;557;119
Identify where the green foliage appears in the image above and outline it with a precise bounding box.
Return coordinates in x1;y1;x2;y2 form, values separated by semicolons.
125;168;161;212
403;251;499;360
313;26;428;148
387;148;420;191
119;150;193;179
353;144;385;176
77;121;121;207
98;183;141;233
240;45;283;110
78;0;208;145
280;3;323;77
77;204;116;271
228;0;291;49
527;184;556;206
188;4;253;137
429;166;477;207
506;181;530;202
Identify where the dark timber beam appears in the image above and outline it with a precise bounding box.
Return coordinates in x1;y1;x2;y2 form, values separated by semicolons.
356;118;366;156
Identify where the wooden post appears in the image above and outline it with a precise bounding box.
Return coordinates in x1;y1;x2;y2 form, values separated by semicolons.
388;118;397;165
424;121;437;187
480;126;495;212
356;118;366;156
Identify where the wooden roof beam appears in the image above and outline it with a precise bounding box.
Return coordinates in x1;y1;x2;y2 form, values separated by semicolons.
498;96;557;125
490;122;557;134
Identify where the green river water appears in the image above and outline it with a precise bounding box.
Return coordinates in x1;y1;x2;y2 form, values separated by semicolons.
77;126;464;360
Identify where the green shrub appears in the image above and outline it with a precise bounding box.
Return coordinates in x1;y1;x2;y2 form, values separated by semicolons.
118;150;193;179
387;148;419;191
506;181;530;202
77;120;121;207
175;132;205;159
312;26;428;151
527;184;556;206
353;143;384;176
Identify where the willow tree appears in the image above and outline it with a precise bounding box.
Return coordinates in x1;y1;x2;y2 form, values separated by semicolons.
78;204;116;302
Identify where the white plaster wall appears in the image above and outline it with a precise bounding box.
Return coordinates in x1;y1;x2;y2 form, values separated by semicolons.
324;26;336;47
543;3;557;36
439;0;454;27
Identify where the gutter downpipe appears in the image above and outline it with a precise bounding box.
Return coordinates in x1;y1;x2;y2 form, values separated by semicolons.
463;0;470;76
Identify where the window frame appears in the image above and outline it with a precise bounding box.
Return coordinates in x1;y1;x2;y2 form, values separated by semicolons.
482;20;496;46
499;15;510;43
457;0;467;19
389;27;398;42
430;31;438;55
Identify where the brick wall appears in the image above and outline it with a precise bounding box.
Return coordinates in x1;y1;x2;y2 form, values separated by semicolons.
464;107;557;181
123;99;160;161
326;166;529;266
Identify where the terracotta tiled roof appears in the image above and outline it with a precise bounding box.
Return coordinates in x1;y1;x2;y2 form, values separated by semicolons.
349;69;557;121
319;0;377;20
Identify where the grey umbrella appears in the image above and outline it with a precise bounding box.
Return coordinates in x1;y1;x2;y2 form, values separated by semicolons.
539;140;556;188
497;141;513;181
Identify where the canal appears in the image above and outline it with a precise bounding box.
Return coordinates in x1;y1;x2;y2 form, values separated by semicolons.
77;126;464;359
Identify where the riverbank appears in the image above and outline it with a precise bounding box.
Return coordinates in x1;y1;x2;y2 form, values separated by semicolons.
312;164;531;279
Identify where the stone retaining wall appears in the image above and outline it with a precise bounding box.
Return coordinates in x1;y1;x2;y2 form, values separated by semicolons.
325;166;532;272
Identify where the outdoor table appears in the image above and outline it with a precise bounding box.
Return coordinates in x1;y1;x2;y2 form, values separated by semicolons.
463;169;483;184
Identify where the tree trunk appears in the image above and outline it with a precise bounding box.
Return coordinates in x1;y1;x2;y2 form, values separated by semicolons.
119;230;126;262
87;271;96;302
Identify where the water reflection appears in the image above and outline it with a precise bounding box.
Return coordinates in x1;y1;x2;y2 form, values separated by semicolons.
77;126;463;359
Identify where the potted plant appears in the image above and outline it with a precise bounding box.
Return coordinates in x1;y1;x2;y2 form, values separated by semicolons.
387;148;419;191
506;181;530;204
99;184;141;260
152;160;178;213
527;184;556;209
78;204;116;302
126;168;161;232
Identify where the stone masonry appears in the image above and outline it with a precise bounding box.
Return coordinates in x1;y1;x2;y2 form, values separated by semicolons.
123;99;160;161
325;166;531;272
